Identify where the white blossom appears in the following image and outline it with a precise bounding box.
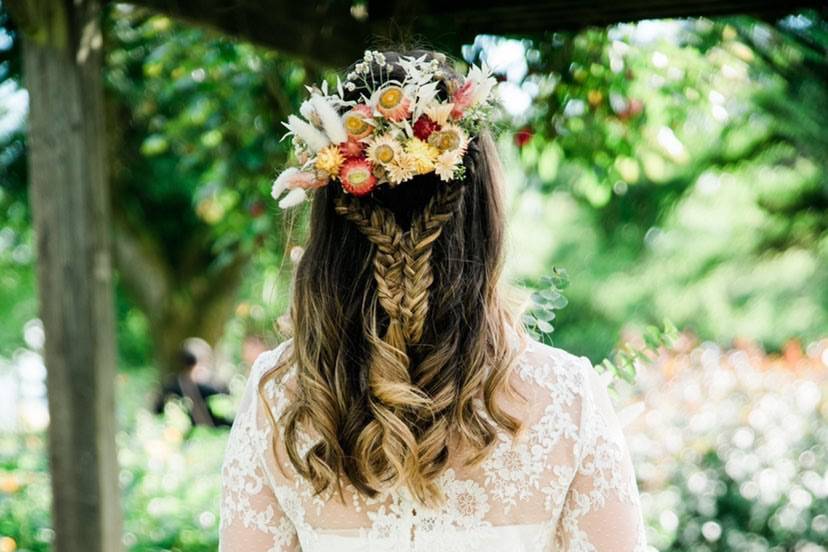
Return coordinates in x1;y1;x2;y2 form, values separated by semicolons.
310;95;347;144
271;167;299;200
284;115;329;152
278;187;308;209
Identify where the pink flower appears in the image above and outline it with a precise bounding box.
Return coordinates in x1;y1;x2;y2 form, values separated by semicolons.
450;80;475;118
339;137;365;158
271;168;327;201
339;157;377;196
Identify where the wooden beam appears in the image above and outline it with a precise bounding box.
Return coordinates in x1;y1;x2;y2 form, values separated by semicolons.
122;0;369;68
374;0;826;53
122;0;825;69
13;0;122;549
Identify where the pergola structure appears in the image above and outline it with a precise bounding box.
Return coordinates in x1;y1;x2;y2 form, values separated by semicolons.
4;0;821;550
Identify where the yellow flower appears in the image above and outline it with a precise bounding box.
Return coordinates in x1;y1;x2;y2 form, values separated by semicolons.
314;144;345;176
366;134;401;166
342;104;373;139
404;138;439;175
387;153;417;185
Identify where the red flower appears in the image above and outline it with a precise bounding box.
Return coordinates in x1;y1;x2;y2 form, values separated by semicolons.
339;157;377;196
412;115;440;140
339;137;365;158
514;127;533;148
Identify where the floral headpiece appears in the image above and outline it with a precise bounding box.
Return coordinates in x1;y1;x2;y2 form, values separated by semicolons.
271;51;498;208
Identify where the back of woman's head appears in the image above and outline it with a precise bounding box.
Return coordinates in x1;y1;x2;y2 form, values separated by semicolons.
263;49;522;506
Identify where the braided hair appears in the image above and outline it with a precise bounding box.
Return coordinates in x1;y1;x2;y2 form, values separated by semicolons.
262;50;522;506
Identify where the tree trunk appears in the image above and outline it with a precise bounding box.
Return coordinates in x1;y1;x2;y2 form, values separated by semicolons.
14;0;123;550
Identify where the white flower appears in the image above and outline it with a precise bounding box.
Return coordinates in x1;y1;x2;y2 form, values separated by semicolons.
425;102;455;126
413;80;440;120
271;167;299;200
278;187;307;209
310;95;347;145
284;114;329;153
465;62;497;107
430;123;469;154
299;100;321;127
386;154;416;184
435;151;462;181
445;478;490;528
366;134;402;167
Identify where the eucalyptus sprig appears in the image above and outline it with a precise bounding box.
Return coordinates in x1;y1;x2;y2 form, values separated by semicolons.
598;318;679;384
522;267;569;341
524;267;678;385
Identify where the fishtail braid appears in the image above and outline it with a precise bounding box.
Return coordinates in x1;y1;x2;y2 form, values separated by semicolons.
333;194;427;489
400;183;466;345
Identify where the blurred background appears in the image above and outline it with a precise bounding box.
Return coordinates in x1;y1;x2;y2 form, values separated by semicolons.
1;1;827;550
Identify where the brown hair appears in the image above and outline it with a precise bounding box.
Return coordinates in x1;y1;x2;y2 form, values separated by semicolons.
259;50;523;506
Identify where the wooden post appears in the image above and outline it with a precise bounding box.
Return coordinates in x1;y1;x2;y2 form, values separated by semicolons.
13;0;122;550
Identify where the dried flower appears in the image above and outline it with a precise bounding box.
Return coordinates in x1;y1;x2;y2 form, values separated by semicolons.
373;85;411;121
339;157;377;196
315;145;345;176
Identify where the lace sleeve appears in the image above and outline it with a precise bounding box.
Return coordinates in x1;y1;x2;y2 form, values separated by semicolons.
219;344;299;551
555;358;647;551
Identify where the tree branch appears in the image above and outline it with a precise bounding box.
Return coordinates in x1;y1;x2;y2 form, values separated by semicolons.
112;210;172;319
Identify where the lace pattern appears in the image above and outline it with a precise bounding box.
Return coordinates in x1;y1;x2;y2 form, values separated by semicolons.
219;338;647;551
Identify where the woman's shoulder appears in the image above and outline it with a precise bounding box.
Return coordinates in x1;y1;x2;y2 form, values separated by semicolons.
513;336;597;395
516;336;629;454
249;339;293;382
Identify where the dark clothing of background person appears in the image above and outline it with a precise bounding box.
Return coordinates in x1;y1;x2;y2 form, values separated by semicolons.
153;347;233;428
153;376;233;428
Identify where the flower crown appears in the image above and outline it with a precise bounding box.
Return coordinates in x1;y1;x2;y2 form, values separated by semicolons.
271;51;498;209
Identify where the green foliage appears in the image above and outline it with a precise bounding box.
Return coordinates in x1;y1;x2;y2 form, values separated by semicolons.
0;368;225;551
104;6;305;261
599;318;678;383
524;267;678;384
502;14;828;361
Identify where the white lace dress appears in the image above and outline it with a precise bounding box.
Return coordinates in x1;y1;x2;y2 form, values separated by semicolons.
220;338;648;551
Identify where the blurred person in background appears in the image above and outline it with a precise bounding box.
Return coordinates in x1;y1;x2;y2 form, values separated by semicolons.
154;344;233;428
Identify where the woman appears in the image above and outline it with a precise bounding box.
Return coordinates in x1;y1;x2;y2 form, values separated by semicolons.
220;50;646;551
